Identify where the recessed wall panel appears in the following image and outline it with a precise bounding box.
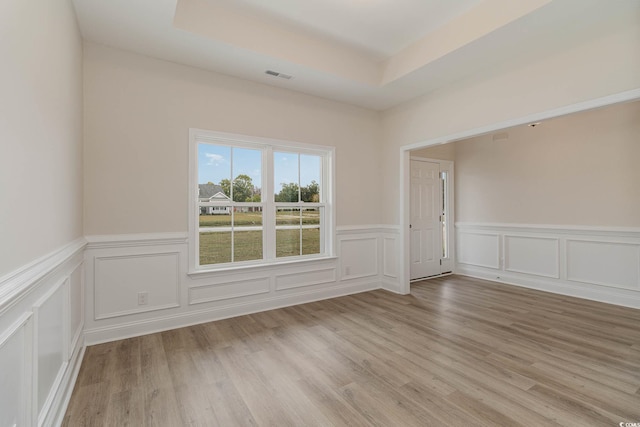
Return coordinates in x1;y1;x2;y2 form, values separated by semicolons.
567;240;640;289
340;237;378;280
95;252;180;319
189;277;270;305
0;322;27;427
36;284;66;416
69;264;83;351
458;232;500;269
505;235;559;278
275;268;336;291
383;237;397;278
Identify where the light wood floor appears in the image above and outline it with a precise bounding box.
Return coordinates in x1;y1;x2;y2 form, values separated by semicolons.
63;275;640;426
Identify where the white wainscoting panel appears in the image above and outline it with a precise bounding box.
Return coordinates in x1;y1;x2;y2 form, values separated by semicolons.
34;281;67;420
504;235;559;278
0;315;31;427
383;237;397;279
189;276;270;305
339;235;378;280
457;232;500;269
0;238;86;427
94;252;180;319
85;227;400;344
456;223;640;308
68;264;84;354
275;267;336;291
567;239;640;290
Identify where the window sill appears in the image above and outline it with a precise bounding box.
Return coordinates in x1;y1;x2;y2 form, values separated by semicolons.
187;255;338;278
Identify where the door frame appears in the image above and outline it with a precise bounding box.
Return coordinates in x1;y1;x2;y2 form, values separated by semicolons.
409;156;454;281
397;88;640;295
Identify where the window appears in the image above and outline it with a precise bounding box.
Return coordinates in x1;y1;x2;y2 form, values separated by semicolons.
189;130;334;271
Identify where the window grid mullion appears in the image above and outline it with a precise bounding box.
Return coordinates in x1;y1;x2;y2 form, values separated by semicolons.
265;146;275;261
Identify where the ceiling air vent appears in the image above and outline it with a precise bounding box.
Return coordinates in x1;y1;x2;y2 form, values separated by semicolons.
265;70;293;80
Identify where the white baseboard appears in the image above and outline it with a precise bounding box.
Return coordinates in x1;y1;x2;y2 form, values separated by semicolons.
84;279;379;345
381;278;403;294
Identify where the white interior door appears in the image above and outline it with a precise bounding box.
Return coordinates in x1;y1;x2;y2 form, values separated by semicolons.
410;160;441;280
409;157;454;281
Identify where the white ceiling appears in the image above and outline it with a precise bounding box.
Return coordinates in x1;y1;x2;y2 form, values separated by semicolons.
71;0;640;110
211;0;483;59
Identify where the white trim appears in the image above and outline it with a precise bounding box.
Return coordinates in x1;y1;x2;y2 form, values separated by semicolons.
85;233;188;249
456;222;640;237
400;149;411;294
187;255;338;277
0;238;86;314
336;224;400;234
0;312;32;349
399;88;640;295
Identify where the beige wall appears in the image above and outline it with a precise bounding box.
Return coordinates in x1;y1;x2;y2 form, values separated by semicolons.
455;100;640;226
0;0;83;277
411;143;455;161
83;44;382;235
381;16;640;224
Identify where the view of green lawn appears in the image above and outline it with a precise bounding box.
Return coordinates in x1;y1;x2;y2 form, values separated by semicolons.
199;228;320;265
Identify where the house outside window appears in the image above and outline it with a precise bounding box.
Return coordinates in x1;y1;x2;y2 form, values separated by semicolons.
189;129;335;272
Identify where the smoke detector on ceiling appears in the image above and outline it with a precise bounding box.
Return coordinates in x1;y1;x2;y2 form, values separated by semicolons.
265;70;293;80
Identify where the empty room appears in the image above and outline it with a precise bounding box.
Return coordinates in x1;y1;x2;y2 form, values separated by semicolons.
1;0;639;425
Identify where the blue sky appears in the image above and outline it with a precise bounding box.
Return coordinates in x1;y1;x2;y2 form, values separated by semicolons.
198;144;320;193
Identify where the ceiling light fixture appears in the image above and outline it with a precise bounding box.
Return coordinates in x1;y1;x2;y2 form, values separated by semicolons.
265;70;293;80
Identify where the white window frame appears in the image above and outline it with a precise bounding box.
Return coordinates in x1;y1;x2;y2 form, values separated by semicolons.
188;129;336;274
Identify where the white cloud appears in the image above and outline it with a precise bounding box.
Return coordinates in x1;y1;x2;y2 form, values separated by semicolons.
205;153;225;166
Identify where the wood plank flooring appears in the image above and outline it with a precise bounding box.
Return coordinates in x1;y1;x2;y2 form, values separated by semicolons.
63;275;640;426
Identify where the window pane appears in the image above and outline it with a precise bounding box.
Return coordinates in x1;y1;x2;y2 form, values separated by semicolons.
276;207;301;257
232;147;261;202
198;144;231;203
199;208;231;227
199;177;232;265
199;231;231;265
300;154;321;202
301;207;321;255
274;152;299;202
234;207;263;262
441;171;449;259
302;228;320;256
